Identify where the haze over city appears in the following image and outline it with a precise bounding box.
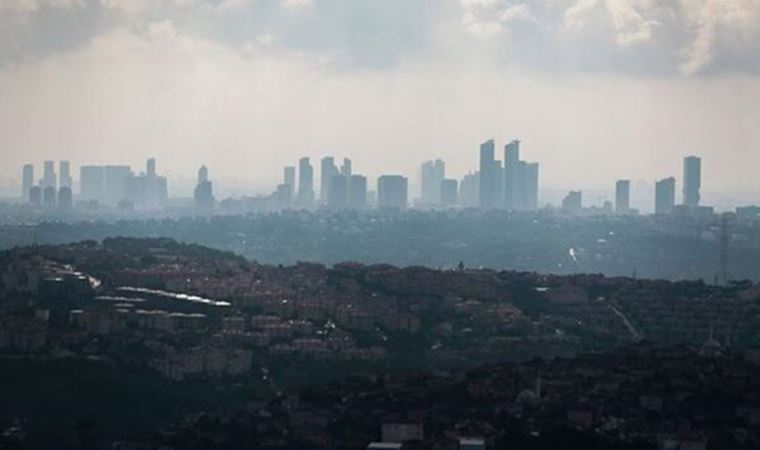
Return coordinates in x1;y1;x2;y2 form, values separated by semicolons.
2;0;760;207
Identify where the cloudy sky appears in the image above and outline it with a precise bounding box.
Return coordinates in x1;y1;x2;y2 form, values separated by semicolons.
1;0;759;207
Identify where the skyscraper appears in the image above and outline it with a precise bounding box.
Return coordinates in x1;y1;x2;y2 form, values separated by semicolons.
504;140;520;209
29;186;42;207
298;157;314;208
58;186;73;209
194;165;215;212
615;180;630;214
460;172;479;207
348;174;367;209
479;139;499;209
327;174;348;209
41;160;56;190
43;186;56;208
147;158;156;178
523;162;539;211
22;164;33;201
284;166;296;189
683;156;701;207
59;161;71;189
79;165;105;202
441;178;458;207
655;177;676;214
377;175;408;209
103;165;131;206
340;158;352;177
420;159;445;206
320;156;338;203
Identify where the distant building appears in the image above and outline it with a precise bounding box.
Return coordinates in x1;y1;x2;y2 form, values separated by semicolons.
79;165;105;202
683;156;701;207
655;177;676;214
479;139;500;209
382;423;423;443
103;165;131;206
377;175;408;209
504;140;520;209
562;191;582;210
298;157;314;208
615;179;630;214
29;186;42;207
523;162;539;210
42;186;56;208
58;186;73;209
194;165;215;213
348;174;367;209
340;158;352;176
460;172;479;207
59;161;72;189
327;174;348;209
320;156;338;203
441;178;458;207
41;160;56;190
420;159;445;205
284;166;296;189
22;164;33;202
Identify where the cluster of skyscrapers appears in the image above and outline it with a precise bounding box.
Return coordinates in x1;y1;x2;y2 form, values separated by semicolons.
21;159;168;210
273;157;371;210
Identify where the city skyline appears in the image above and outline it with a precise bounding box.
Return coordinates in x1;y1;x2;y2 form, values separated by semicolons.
2;1;760;204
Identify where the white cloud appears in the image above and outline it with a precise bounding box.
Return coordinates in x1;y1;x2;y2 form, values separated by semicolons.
461;0;534;38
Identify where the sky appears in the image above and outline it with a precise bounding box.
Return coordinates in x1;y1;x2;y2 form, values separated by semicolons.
1;0;760;208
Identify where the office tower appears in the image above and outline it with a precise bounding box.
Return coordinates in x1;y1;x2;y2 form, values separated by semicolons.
615;180;630;214
43;186;56;208
320;156;338;202
59;161;71;189
58;186;73;209
460;172;479;207
41;160;56;190
147;158;156;178
29;186;42;207
504;140;520;209
655;177;676;214
284;166;296;189
683;156;701;207
340;158;352;177
562;191;582;210
420;159;445;205
479;139;501;209
194;165;215;212
298;157;315;208
327;174;348;209
103;165;131;206
377;175;408;209
22;164;33;201
79;166;105;202
348;174;367;209
524;162;539;210
274;184;292;207
441;178;458;207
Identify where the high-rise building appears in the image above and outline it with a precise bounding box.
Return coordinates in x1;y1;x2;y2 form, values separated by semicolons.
147;158;156;178
479;139;500;209
58;186;73;209
562;191;582;210
284;166;296;189
320;156;338;203
29;186;42;207
683;156;701;207
298;157;314;208
274;184;292;207
348;174;367;209
504;140;520;209
615;180;630;214
327;174;348;209
103;165;131;206
420;159;445;206
655;177;676;214
22;164;33;201
41;160;56;190
42;186;56;208
79;165;105;202
59;161;71;189
460;172;479;207
194;165;215;212
441;178;458;207
340;158;352;177
523;162;539;211
377;175;408;209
